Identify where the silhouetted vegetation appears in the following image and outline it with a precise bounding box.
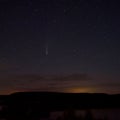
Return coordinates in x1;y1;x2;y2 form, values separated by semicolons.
0;109;110;120
55;110;108;120
0;92;120;120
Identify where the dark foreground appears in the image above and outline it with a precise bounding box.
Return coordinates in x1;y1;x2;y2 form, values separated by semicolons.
0;92;120;120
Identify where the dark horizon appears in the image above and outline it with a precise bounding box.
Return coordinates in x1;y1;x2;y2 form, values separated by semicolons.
0;90;120;96
0;92;120;120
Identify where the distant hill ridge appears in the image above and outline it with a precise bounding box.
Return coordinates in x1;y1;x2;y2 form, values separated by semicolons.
1;91;119;110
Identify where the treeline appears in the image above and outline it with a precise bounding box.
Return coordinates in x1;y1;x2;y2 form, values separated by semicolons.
0;108;109;120
55;110;108;120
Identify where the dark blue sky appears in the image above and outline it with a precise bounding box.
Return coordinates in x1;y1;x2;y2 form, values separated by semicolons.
0;0;120;94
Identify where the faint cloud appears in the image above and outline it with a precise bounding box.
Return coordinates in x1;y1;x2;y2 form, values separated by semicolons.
92;82;120;88
0;73;93;94
9;73;92;82
54;74;92;81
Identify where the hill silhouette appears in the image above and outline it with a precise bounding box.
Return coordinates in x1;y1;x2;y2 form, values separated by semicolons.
0;92;120;120
3;92;120;110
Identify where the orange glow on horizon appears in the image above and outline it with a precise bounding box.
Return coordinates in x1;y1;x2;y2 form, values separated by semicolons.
1;86;119;95
63;87;96;93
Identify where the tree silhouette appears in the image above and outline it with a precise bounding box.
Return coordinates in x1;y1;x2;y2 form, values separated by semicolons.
103;116;108;120
63;109;77;120
56;116;63;120
84;110;94;120
77;114;83;120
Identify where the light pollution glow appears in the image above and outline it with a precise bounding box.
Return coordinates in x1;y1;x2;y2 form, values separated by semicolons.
0;87;96;95
63;87;96;93
0;85;119;95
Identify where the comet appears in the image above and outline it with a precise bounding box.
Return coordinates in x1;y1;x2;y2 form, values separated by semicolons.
45;44;48;56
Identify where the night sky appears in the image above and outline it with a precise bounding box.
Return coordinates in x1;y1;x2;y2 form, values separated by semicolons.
0;0;120;94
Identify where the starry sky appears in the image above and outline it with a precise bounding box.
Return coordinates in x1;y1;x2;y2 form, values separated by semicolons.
0;0;120;94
